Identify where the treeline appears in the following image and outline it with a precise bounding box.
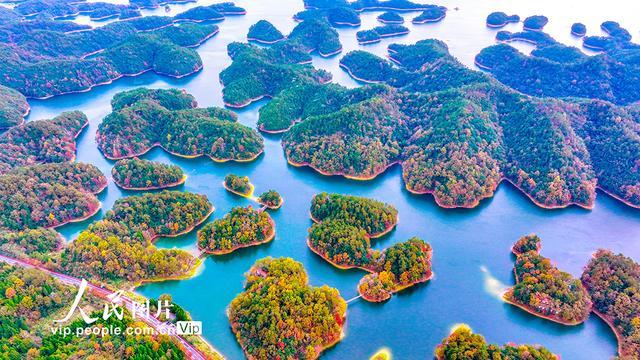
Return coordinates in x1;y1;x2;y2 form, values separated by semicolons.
224;174;253;196
228;257;346;359
506;235;592;324
0;228;61;263
0;84;28;129
435;324;558;360
112;157;185;190
582;250;640;357
97;88;263;162
198;206;274;254
0;162;106;231
257;190;283;209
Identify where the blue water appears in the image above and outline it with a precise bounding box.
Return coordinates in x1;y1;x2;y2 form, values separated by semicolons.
22;0;640;358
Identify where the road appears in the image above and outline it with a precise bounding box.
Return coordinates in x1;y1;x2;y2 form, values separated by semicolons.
0;254;211;360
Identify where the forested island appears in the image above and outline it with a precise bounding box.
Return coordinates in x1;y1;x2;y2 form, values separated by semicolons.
308;193;432;302
377;11;404;24
411;6;447;24
97;88;263;162
571;22;587;37
523;15;549;31
228;257;346;359
104;190;213;241
486;12;520;28
0;85;29;129
356;25;409;44
0;3;248;98
112;157;185;190
0;111;88;173
0;162;106;231
247;20;286;44
257;190;283;209
198;206;275;255
505;235;592;325
224;174;254;197
435;324;559;360
582;250;640;357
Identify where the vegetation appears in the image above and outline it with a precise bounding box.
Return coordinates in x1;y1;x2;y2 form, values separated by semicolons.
257;190;283;209
224;174;253;196
0;111;87;173
308;193;431;302
582;250;640;357
411;6;447;24
0;162;106;231
0;228;61;263
294;7;361;27
377;11;404;24
435;324;559;360
506;235;592;324
0;85;28;129
571;23;586;36
228;257;346;360
523;15;549;31
356;25;409;44
310;193;398;236
198;206;274;254
104;190;213;240
486;12;519;28
247;20;285;44
112;157;185;190
97;88;263;162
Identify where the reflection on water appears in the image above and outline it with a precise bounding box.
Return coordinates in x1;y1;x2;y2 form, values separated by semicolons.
21;0;640;359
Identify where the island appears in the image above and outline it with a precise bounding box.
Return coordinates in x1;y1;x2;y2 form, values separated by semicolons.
308;193;432;302
174;6;225;22
104;190;213;240
412;6;447;24
356;25;409;45
571;22;587;37
0;162;106;231
377;11;404;24
582;250;640;358
504;235;592;325
0;85;29;129
257;190;283;209
224;174;254;197
96;88;264;162
247;20;285;44
197;206;275;255
486;12;520;28
294;7;361;27
523;15;549;31
435;324;559;360
228;257;346;359
112;157;185;190
0;111;88;173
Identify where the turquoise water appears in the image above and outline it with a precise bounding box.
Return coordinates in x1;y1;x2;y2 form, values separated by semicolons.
24;0;640;358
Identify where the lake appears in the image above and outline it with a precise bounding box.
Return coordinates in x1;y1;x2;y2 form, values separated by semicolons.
24;0;640;358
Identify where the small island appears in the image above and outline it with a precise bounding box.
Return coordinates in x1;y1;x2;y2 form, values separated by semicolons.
504;235;592;325
412;6;447;24
308;193;432;302
523;15;549;31
112;158;185;190
0;85;29;129
197;206;275;255
228;257;346;359
571;22;587;37
257;190;283;209
247;20;285;44
435;324;559;360
97;88;264;162
582;250;640;358
223;174;254;197
486;12;520;28
356;25;409;45
377;11;404;24
105;190;213;240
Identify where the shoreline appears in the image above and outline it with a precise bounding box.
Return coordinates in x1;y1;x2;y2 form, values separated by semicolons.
591;309;625;357
308;211;397;238
200;218;276;255
286;157;398;181
412;14;446;24
502;291;586;326
113;174;187;191
339;63;383;84
247;36;285;45
224;94;270;108
257;197;283;210
47;200;102;230
223;181;255;199
98;141;262;164
596;186;639;209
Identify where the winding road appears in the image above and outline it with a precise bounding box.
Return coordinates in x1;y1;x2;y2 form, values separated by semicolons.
0;254;213;360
